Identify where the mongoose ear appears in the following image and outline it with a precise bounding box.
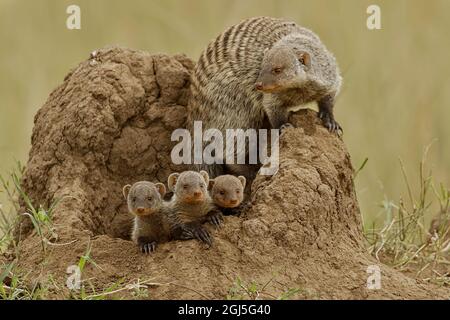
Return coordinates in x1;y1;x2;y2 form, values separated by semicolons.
199;170;210;185
297;51;311;68
167;173;179;192
122;184;131;200
155;183;166;197
238;176;246;189
208;179;215;190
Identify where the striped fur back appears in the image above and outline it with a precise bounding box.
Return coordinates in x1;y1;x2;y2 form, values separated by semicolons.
188;17;305;132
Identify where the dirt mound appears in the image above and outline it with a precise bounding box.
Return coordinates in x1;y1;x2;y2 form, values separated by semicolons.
9;47;449;299
16;47;192;241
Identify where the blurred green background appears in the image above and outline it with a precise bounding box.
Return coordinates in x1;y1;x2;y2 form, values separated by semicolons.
1;0;449;228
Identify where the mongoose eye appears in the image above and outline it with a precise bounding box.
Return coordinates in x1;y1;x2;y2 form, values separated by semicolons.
220;190;225;195
200;184;205;188
183;184;188;189
236;190;240;194
272;67;282;74
148;197;153;201
132;197;137;202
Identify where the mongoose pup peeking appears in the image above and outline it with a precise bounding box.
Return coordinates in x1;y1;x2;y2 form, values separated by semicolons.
187;16;342;177
166;170;219;246
209;175;246;216
123;181;170;254
123;172;248;254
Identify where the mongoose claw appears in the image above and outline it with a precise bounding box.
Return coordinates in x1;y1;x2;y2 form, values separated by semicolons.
193;225;213;247
207;211;224;227
140;241;157;254
319;111;342;136
172;224;200;240
179;228;194;240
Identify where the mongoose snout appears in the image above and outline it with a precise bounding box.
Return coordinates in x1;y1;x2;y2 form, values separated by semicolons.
254;81;280;93
255;82;264;91
183;190;205;203
135;207;149;215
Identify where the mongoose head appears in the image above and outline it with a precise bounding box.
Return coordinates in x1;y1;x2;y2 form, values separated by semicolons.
168;170;210;204
255;45;311;93
123;181;166;217
209;175;246;208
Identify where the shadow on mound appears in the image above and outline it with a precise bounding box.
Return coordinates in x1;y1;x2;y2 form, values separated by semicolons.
11;47;449;299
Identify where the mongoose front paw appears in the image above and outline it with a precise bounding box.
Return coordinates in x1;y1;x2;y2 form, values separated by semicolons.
206;210;224;227
318;111;342;135
172;225;194;240
140;241;157;254
179;228;194;240
192;225;213;247
234;201;252;216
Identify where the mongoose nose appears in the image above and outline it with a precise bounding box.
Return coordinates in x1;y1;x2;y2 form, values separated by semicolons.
193;191;202;198
136;207;145;214
230;199;238;205
255;82;263;90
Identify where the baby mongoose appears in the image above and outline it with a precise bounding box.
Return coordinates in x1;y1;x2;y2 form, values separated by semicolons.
167;170;221;246
188;16;342;177
209;175;246;216
123;181;169;254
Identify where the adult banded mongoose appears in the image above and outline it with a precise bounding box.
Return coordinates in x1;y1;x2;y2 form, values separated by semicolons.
123;181;170;254
187;16;342;177
166;170;222;246
209;175;246;216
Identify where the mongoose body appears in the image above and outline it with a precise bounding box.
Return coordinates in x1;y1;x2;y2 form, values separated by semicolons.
209;175;246;215
167;170;221;245
123;181;170;254
188;16;342;177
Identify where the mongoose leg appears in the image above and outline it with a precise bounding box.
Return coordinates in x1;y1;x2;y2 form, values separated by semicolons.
137;237;157;254
189;222;213;246
172;222;213;246
318;95;342;134
171;224;195;240
263;99;291;129
205;209;224;227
